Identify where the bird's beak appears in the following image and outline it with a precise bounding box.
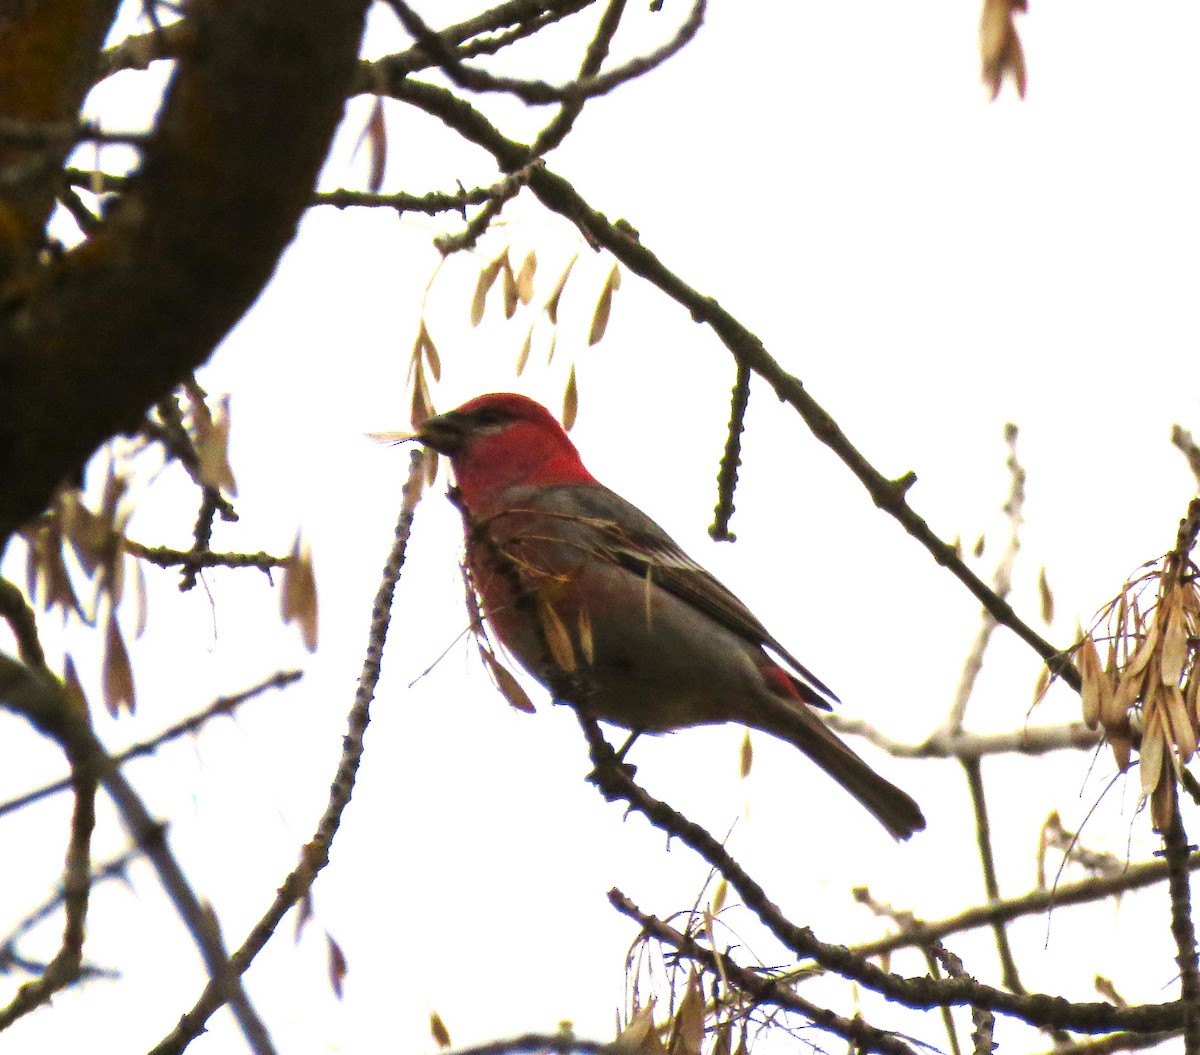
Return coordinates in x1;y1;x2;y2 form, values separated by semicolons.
414;411;466;455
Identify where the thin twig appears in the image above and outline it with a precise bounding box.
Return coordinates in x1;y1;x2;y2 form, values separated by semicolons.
834;851;1200;965
66;168;545;218
853;888;960;1055
942;433;1027;1002
608;889;919;1055
362;0;598;95
529;0;627;157
429;162;542;253
825;714;1099;759
56;184;102;235
0;670;300;820
124;540;287;574
151;394;201;476
1171;424;1200;490
1162;795;1200;1053
317;174;533;213
0;761;96;1026
181;487;220;592
0;849;137;970
922;950;963;1055
931;945;995;1055
1041;813;1126;882
0;577;47;670
149;389;239;558
709;361;749;542
945;422;1024;733
388;0;703;106
962;758;1025;993
0;659;99;1029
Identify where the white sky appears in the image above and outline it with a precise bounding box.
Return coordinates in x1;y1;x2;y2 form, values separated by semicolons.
3;1;1200;1052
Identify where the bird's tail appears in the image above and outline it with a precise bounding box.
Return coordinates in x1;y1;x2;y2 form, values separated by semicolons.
753;674;926;840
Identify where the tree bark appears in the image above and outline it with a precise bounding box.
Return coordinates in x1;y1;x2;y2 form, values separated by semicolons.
0;0;370;544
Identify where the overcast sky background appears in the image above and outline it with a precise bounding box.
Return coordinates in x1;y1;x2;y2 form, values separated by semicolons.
3;1;1200;1052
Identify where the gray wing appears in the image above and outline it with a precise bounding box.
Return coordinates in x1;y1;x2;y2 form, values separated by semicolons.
523;483;841;710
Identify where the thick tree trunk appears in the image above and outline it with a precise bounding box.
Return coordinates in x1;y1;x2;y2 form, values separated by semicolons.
0;0;369;545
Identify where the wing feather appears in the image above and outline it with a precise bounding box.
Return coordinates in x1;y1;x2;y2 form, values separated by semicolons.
527;484;841;710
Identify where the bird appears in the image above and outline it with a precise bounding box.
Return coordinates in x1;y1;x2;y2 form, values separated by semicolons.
415;392;925;839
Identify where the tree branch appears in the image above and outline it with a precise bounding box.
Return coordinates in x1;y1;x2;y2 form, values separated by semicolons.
578;714;1182;1033
841;851;1200;963
0;650;276;1050
0;848;137;976
609;889;920;1055
0;0;121;269
825;713;1100;760
1162;797;1200;1053
0;0;371;545
387;0;702;106
709;361;749;542
0;656;98;1028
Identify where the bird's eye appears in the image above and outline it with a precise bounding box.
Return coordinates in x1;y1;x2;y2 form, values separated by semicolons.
471;408;508;427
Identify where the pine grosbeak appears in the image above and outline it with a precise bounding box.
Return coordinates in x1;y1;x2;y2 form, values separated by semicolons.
417;393;925;839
